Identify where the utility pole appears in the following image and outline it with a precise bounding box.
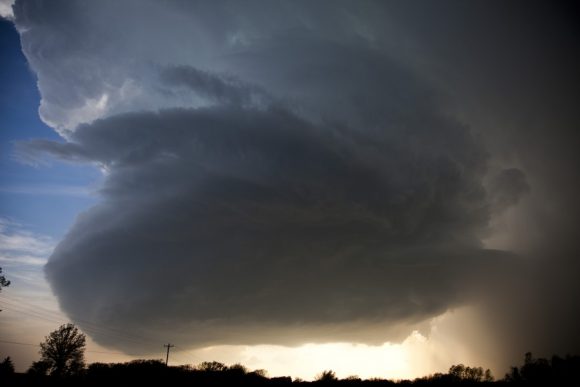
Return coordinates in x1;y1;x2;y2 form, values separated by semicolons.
164;343;174;366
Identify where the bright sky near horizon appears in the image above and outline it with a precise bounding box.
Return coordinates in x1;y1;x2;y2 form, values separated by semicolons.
1;0;579;380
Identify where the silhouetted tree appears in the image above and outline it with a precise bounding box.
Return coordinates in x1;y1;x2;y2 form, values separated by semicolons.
197;360;227;372
0;267;9;311
0;267;9;290
449;363;466;379
227;362;248;374
39;323;86;377
448;363;492;382
251;368;268;378
521;352;550;382
27;360;51;376
271;376;293;384
504;352;580;384
316;370;338;382
484;368;494;382
0;356;15;376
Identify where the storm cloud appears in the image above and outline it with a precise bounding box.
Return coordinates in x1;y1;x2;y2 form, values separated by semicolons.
12;0;580;365
30;93;505;350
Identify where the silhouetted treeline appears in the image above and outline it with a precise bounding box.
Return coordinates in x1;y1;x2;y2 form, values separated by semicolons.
504;352;580;384
2;353;579;386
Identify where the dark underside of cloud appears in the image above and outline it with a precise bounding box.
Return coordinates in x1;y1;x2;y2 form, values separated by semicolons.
32;100;511;351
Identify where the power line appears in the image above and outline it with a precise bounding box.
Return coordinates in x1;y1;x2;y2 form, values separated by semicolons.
173;345;200;364
0;297;159;347
0;303;143;346
0;340;37;347
0;295;157;343
0;297;203;367
0;339;125;355
0;338;203;367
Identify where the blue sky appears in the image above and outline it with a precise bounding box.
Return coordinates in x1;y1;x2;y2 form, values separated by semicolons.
0;18;120;372
0;19;99;238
